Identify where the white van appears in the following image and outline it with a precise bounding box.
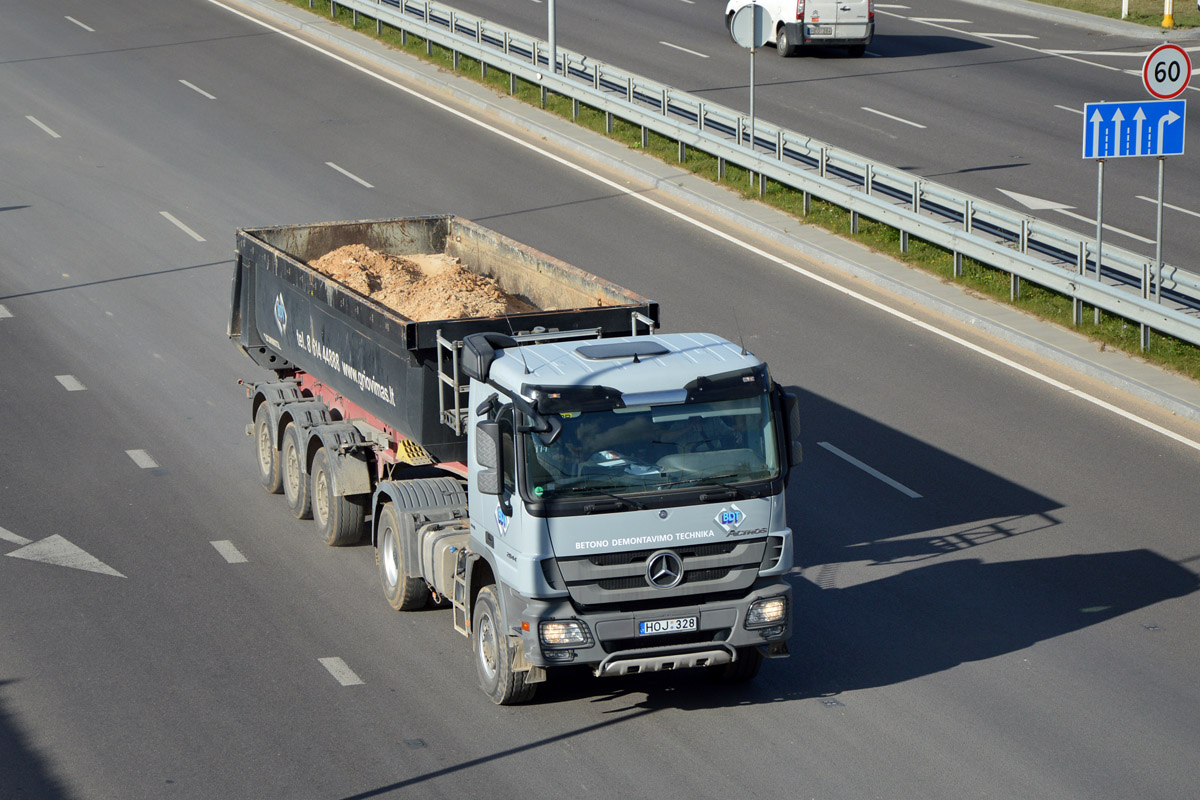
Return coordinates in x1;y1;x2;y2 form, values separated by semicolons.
725;0;874;57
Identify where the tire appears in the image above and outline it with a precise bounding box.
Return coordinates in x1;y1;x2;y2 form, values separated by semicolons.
847;44;867;57
710;646;763;683
777;26;796;57
472;585;536;705
376;503;429;610
254;403;282;494
282;423;311;520
311;447;365;547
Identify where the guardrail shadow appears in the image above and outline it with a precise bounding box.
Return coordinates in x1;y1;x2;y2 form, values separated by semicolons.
0;679;74;799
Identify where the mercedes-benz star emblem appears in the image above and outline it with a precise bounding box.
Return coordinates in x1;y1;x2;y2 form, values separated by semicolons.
646;550;684;589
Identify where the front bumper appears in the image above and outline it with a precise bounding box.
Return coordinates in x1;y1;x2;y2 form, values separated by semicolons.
511;579;792;677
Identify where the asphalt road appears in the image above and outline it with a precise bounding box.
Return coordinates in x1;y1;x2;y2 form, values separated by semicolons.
445;0;1200;269
3;1;1200;798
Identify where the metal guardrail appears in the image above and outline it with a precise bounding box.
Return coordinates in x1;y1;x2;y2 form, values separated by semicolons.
328;0;1200;347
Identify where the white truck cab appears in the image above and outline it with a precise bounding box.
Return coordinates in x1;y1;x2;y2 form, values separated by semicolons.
726;0;874;57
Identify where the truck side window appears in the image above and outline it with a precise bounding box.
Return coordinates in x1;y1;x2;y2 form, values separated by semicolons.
498;406;516;495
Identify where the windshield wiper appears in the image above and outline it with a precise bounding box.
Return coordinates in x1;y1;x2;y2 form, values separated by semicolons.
657;473;761;498
560;484;646;510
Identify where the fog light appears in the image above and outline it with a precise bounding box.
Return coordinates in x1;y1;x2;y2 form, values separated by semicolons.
539;619;591;647
745;596;787;629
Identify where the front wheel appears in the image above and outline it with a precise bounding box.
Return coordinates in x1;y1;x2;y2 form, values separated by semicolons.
376;503;429;610
472;585;536;705
710;646;763;683
282;423;311;520
311;447;365;547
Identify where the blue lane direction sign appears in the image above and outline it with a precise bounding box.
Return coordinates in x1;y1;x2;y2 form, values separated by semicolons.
1083;100;1185;159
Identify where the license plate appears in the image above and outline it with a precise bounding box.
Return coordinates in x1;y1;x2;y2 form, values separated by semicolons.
639;616;697;636
809;25;833;35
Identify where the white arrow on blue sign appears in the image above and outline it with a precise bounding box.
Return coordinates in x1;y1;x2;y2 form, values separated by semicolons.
1083;100;1185;159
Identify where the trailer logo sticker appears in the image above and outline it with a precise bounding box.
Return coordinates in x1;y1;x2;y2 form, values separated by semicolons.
274;293;287;336
716;505;745;532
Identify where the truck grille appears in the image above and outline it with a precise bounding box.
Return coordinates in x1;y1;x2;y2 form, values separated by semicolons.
557;539;767;609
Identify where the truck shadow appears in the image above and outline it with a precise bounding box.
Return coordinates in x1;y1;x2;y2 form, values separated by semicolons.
0;679;75;799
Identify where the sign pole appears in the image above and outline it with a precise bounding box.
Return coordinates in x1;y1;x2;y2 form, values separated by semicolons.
1094;159;1105;325
1156;155;1166;304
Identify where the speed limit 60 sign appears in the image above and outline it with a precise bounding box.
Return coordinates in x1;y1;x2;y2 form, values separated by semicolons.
1143;43;1192;100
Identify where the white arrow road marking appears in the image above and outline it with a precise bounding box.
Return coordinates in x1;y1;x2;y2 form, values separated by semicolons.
56;375;86;391
211;541;248;563
1136;195;1200;219
997;188;1155;244
818;442;922;498
6;535;125;577
0;304;11;319
319;657;364;686
0;526;33;546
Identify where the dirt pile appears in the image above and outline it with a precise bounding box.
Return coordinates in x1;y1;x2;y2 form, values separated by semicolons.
309;244;539;321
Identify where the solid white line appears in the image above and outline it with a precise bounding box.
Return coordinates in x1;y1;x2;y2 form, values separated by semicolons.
326;161;375;187
65;16;95;32
159;211;206;241
1055;105;1084;115
659;41;709;58
0;527;33;546
319;657;364;686
0;304;10;319
875;4;911;8
977;33;1038;39
1137;195;1200;219
201;0;1200;456
126;449;160;469
179;80;216;100
910;17;971;23
818;442;923;498
211;541;248;563
26;116;61;138
56;375;86;391
862;107;926;129
1055;208;1155;244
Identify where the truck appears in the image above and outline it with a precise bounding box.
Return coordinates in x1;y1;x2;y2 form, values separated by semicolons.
229;215;802;704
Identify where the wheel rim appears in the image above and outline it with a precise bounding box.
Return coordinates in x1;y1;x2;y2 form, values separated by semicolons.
256;421;272;475
382;527;399;588
477;610;498;681
314;467;329;525
284;442;300;498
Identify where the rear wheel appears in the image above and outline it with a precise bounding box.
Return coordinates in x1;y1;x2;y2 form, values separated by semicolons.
311;447;365;546
254;404;282;494
710;646;763;683
473;585;536;705
777;26;797;57
282;423;311;520
376;503;429;610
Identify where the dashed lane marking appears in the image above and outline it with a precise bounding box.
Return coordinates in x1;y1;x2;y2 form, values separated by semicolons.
26;116;61;138
65;16;95;32
818;442;923;498
0;527;33;546
159;211;206;241
862;106;926;128
325;161;374;187
211;541;248;563
126;449;160;469
319;657;365;686
659;41;709;58
1137;195;1200;219
56;375;86;391
179;80;216;99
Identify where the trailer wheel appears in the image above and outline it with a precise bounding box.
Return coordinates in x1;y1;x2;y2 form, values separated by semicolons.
282;423;311;520
472;585;536;705
254;404;282;494
376;503;429;610
709;645;763;683
311;447;365;547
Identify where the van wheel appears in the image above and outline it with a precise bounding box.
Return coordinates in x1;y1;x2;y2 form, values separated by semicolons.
376;503;429;610
777;26;797;57
847;44;867;57
282;423;311;520
473;585;536;705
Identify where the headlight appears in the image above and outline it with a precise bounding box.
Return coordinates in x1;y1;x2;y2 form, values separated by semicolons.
745;596;788;628
539;619;592;648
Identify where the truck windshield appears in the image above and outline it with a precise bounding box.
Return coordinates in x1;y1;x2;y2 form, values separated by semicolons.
522;394;779;501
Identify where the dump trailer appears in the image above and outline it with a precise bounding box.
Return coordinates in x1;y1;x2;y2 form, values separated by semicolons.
230;215;802;704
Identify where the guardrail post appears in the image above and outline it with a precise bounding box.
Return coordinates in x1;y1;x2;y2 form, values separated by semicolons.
819;147;827;179
572;97;579;119
759;173;765;198
679;141;686;163
1010;274;1020;301
662;89;669;115
627;77;633;103
913;180;921;215
1074;242;1086;326
718;157;725;180
900;230;908;253
865;165;873;197
640;125;647;147
777;131;784;161
607;112;614;134
851;209;859;234
377;17;382;36
697;102;705;132
963;199;973;233
953;252;963;278
331;1;337;18
803;190;810;217
352;7;357;26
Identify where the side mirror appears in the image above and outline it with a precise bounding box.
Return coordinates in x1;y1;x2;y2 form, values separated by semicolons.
475;420;502;496
783;391;803;466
